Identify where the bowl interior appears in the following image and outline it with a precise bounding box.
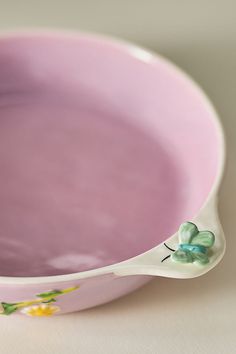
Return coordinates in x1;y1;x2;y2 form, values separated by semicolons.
0;33;221;277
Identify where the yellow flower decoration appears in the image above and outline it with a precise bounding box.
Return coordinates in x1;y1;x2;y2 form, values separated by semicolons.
21;304;60;317
0;286;79;316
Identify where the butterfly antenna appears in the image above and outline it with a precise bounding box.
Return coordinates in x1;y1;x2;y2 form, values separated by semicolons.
161;254;171;262
164;243;175;252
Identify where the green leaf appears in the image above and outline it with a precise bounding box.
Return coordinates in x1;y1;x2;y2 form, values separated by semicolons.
36;290;63;298
42;298;56;304
178;222;199;244
171;249;193;263
191;231;215;248
1;303;19;315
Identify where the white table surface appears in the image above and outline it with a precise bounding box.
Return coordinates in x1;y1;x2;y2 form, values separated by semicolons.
0;1;235;353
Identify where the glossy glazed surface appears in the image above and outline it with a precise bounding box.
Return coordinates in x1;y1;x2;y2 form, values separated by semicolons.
0;274;152;314
0;34;220;277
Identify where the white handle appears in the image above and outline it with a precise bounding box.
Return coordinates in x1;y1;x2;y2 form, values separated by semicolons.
113;195;225;279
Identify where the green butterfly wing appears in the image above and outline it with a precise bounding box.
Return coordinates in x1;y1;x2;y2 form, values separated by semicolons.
178;222;199;244
171;249;193;263
192;252;210;264
190;231;215;248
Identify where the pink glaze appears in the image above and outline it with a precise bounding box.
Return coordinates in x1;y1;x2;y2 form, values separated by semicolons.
0;275;152;314
0;33;220;279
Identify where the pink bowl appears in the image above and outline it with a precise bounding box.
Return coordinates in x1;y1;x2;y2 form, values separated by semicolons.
0;31;225;316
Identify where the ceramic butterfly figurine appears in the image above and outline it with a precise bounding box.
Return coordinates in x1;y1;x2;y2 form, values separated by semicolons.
171;222;215;265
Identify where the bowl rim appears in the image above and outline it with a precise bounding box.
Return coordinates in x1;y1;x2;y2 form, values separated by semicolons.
0;28;226;284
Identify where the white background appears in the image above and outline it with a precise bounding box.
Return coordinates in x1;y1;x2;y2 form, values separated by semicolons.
0;1;235;353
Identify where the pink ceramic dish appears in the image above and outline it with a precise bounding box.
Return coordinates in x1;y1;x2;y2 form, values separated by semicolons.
0;31;225;317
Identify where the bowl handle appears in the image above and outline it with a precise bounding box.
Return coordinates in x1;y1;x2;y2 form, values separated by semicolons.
113;195;225;279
